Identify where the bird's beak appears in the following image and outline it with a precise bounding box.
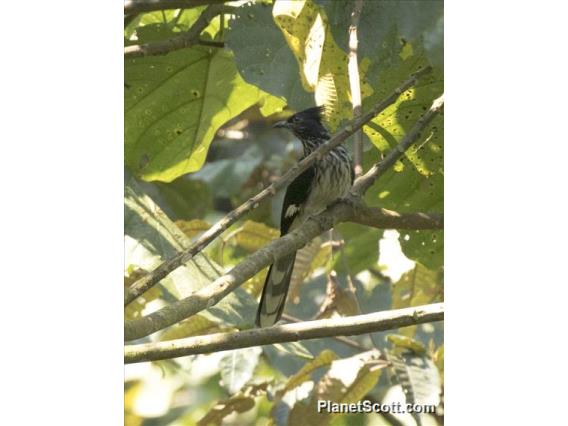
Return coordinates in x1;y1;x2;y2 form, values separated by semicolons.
273;120;288;129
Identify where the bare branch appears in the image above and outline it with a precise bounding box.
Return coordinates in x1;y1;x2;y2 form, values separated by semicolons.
124;203;442;341
353;94;445;196
125;303;444;363
124;0;232;15
124;66;433;307
124;4;230;59
350;205;443;230
347;0;364;177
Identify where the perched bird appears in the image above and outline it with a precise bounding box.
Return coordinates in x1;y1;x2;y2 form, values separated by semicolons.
256;106;354;327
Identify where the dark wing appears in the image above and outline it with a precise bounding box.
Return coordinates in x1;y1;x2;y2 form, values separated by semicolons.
280;166;315;235
256;166;315;327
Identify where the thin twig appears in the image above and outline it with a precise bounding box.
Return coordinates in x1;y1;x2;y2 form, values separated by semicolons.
124;4;231;59
348;0;364;177
353;94;444;195
124;66;433;307
125;303;444;363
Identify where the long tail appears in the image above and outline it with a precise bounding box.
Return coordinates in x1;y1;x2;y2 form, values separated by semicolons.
256;252;297;327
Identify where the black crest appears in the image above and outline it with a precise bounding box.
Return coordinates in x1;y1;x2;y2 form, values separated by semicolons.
283;105;329;143
291;105;326;124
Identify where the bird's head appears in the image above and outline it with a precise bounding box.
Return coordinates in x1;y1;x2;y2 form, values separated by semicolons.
273;106;329;142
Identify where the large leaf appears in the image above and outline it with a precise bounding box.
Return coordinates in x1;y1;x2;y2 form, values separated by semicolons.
272;0;373;129
125;8;205;41
197;382;269;426
272;342;314;361
125;41;285;182
281;349;337;394
318;0;444;68
333;223;381;275
231;220;280;252
226;0;373;128
219;347;262;395
387;350;442;424
286;350;386;426
124;171;257;327
226;1;313;110
391;263;443;338
133;176;213;221
190;144;265;199
362;48;444;269
391;264;443;310
198;395;254;426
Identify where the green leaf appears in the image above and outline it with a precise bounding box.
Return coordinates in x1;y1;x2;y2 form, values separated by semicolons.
333;223;381;275
231;220;280;252
174;218;211;239
391;263;443;337
387;334;427;355
198;395;254;426
388;350;441;409
219;347;262;395
434;345;444;383
124;170;257;326
159;315;220;341
286;350;386;426
191;145;264;198
282;349;337;394
197;382;270;426
362;48;443;268
318;0;444;68
339;362;383;404
132;176;213;221
271;0;373;129
125;44;285;182
125;8;204;40
226;2;313;110
392;264;443;309
272;342;314;360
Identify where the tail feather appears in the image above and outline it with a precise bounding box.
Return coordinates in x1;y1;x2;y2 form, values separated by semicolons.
256;253;296;327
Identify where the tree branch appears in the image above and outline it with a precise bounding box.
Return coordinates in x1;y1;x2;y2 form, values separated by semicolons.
125;203;442;341
124;66;433;307
347;0;364;177
124;4;230;59
353;94;445;195
350;205;443;230
124;0;233;15
125;303;444;363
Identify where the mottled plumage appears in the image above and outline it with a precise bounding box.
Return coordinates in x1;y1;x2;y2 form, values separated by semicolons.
256;106;354;327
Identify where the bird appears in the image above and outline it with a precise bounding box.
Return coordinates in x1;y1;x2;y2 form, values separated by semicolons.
256;106;354;328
